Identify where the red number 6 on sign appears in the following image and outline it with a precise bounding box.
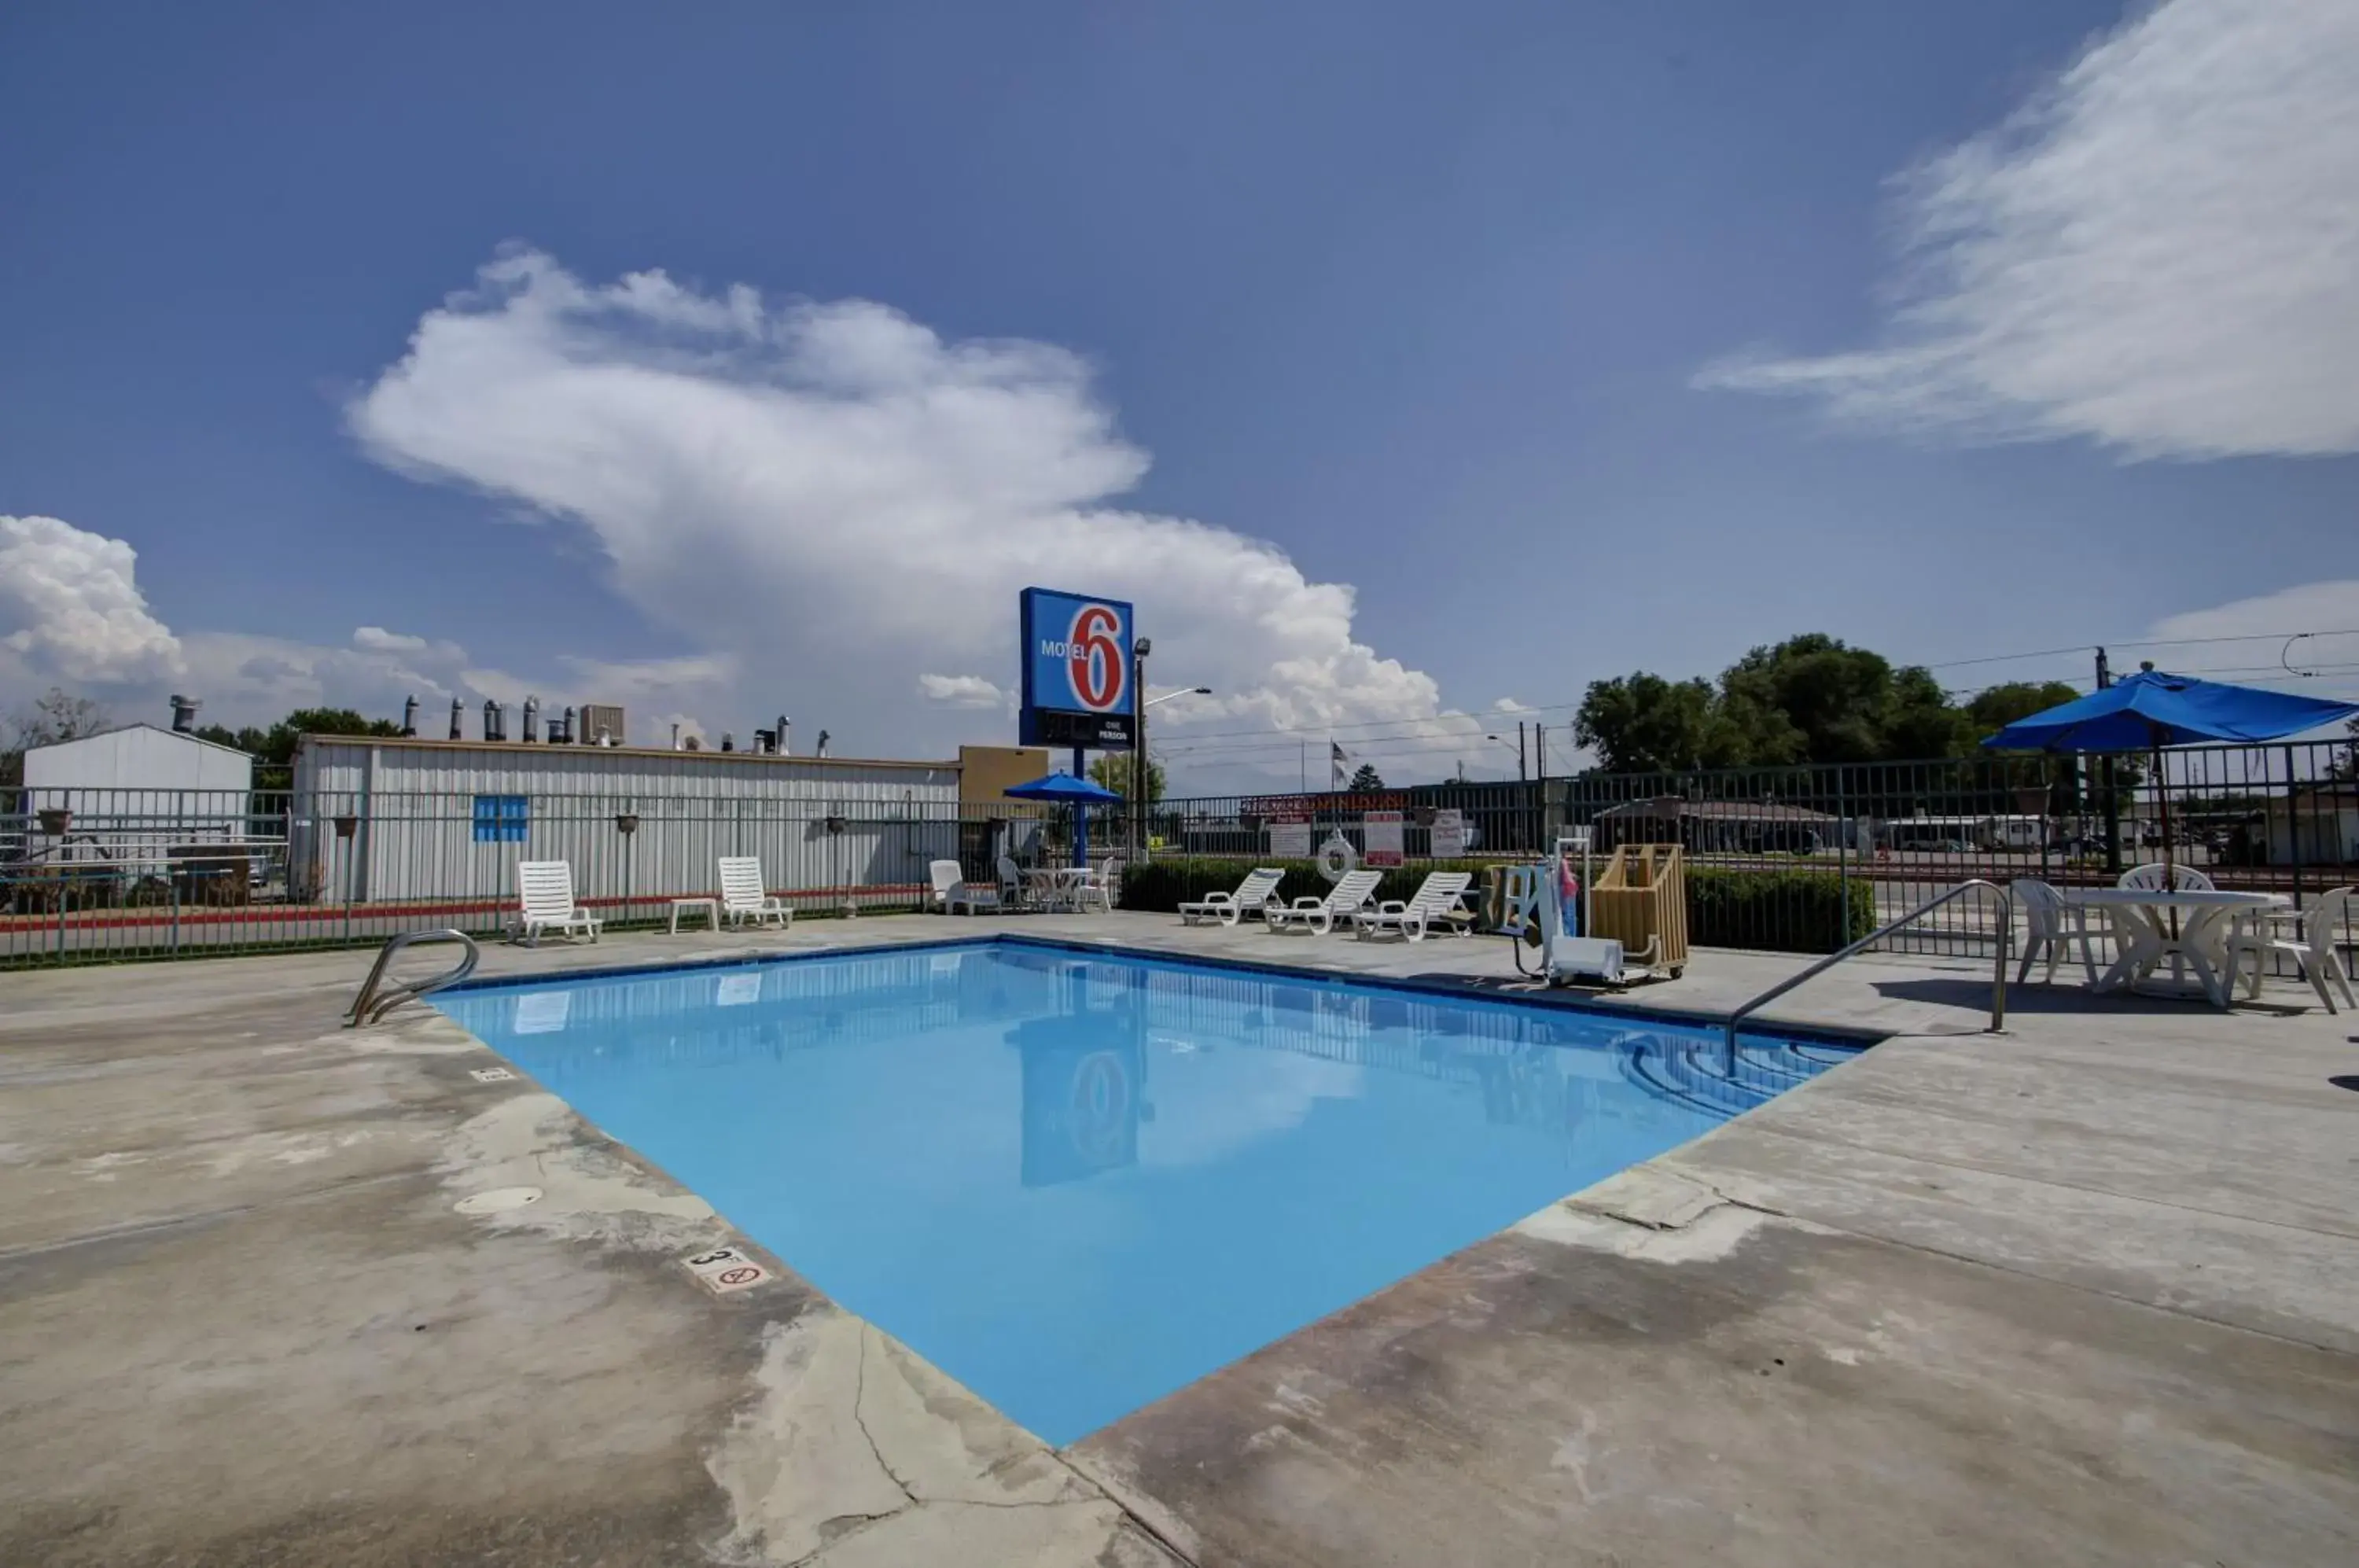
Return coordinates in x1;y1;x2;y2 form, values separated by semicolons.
1067;604;1125;712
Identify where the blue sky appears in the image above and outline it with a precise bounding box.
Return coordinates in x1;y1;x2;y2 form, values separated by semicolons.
2;1;2353;786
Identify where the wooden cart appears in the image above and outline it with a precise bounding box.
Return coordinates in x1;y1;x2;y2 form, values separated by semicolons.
1588;843;1688;978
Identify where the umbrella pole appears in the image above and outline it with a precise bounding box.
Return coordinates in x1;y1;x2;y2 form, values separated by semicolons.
2154;738;2180;940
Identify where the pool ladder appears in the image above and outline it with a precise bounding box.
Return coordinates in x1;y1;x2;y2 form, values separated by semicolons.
346;929;481;1026
1721;880;2011;1065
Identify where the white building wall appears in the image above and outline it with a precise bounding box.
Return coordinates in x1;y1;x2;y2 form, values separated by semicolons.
289;738;962;906
2265;806;2359;867
24;724;252;796
17;727;257;875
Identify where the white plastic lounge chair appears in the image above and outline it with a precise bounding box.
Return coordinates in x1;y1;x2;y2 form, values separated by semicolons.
2228;885;2355;1014
2009;878;2101;985
1180;867;1285;926
718;856;793;929
929;859;999;915
996;854;1034;911
515;860;599;945
1265;869;1382;935
1353;870;1475;942
2119;862;2214;891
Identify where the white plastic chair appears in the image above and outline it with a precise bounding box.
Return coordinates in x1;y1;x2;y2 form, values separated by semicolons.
1266;869;1382;935
717;856;792;929
2228;885;2355;1014
1180;867;1285;926
995;854;1033;911
515;860;599;944
1080;857;1123;913
2119;862;2214;891
2009;878;2102;986
929;859;998;915
1353;870;1476;942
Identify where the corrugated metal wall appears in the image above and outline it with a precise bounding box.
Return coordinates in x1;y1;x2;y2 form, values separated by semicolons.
290;739;962;905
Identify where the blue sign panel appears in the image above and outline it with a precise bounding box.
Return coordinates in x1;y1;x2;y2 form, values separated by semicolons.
1019;587;1136;750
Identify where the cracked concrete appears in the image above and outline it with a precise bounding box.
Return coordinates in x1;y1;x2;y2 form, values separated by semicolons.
6;915;2358;1566
705;1309;1154;1566
0;933;1183;1568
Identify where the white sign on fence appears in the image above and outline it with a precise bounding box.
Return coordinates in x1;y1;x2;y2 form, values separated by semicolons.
1430;808;1467;859
1268;815;1311;858
1364;811;1405;868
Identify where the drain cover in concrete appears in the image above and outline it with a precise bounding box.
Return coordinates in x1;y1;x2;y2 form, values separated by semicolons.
469;1067;517;1084
683;1245;770;1294
455;1186;543;1215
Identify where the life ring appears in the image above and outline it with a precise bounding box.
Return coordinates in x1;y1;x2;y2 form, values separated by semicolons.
1316;832;1358;883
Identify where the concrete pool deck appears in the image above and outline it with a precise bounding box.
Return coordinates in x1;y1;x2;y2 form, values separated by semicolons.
2;913;2355;1566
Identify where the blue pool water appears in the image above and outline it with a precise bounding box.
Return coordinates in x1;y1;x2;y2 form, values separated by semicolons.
439;940;1853;1445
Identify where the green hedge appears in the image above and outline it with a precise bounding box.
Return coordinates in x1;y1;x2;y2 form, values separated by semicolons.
1122;857;1875;955
1686;866;1876;955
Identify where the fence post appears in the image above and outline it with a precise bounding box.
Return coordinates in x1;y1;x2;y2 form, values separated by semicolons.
2284;744;2303;918
1835;767;1849;940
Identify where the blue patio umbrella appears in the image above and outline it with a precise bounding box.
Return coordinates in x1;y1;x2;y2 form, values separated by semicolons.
1983;668;2359;880
1004;771;1124;867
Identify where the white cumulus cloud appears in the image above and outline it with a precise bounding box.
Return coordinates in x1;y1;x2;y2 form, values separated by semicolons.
345;248;1453;778
918;673;1007;710
1699;0;2359;458
0;513;184;683
0;513;723;740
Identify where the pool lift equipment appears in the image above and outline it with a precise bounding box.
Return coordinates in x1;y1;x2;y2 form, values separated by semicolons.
1509;831;1630;987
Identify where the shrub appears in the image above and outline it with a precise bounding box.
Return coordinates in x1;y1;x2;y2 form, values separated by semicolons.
1685;866;1876;954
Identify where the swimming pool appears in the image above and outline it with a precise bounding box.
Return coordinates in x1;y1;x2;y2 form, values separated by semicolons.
438;940;1855;1445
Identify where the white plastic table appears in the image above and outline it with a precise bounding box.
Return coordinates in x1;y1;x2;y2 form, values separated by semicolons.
1022;867;1094;911
2063;889;2287;1007
667;896;720;934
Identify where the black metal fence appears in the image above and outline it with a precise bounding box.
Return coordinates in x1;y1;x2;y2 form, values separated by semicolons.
1;789;1069;968
1137;739;2358;962
7;739;2353;972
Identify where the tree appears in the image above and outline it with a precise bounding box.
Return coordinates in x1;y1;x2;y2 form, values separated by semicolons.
1573;674;1748;773
1965;681;2082;740
1088;751;1167;802
1719;635;1904;764
178;706;400;790
2;687;114;786
8;687;112;750
1349;762;1386;791
1575;637;2089;775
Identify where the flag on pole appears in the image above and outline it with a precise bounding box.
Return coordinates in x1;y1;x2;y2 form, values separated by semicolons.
1330;740;1347;789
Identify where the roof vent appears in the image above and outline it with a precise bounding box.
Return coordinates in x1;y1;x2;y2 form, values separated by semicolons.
168;694;201;734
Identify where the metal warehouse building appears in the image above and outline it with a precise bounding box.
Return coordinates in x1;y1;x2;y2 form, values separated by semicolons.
289;735;965;910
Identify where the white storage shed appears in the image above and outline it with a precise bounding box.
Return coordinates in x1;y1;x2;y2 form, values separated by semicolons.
288;734;963;909
14;725;258;881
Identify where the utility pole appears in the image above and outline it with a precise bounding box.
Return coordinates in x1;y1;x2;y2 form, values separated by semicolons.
1535;723;1548;780
1518;721;1528;782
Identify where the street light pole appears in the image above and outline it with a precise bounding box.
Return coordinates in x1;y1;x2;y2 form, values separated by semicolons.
1133;681;1212;864
1131;638;1150;867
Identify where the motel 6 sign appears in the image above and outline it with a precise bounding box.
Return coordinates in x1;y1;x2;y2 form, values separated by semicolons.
1019;587;1136;751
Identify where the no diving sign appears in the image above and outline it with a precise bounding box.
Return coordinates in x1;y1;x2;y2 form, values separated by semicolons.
682;1245;770;1295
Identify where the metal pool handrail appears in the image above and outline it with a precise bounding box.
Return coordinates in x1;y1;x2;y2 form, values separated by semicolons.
347;929;480;1026
1722;880;2011;1063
